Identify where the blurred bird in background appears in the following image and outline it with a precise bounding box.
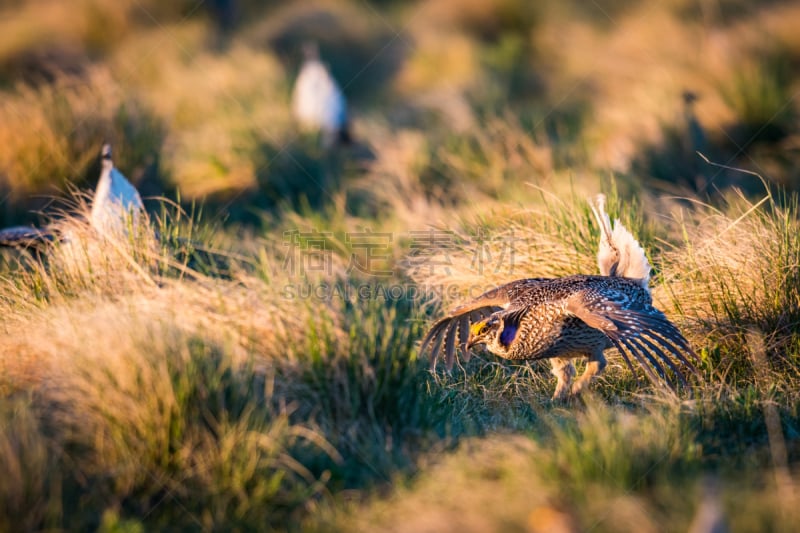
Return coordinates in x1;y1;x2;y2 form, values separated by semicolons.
291;41;351;148
681;90;710;191
90;143;145;238
0;143;146;249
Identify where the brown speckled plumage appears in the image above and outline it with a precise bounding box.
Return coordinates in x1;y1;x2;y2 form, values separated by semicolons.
420;195;699;399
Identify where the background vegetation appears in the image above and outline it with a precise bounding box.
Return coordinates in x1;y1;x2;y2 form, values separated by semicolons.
1;0;799;531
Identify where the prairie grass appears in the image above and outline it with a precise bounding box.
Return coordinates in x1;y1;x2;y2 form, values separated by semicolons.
3;180;800;530
2;0;800;531
657;189;800;387
0;68;163;227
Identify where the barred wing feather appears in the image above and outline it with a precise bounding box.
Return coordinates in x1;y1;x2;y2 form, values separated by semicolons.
567;292;699;388
420;306;499;371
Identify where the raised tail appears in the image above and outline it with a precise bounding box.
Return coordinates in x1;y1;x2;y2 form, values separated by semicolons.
590;194;650;286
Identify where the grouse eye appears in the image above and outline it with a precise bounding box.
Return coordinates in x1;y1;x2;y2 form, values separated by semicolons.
470;321;490;337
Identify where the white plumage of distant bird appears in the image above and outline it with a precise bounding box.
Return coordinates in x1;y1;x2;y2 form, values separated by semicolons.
0;143;146;248
291;42;351;147
90;143;144;237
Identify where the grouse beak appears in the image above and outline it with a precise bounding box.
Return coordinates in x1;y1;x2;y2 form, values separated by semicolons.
467;339;486;350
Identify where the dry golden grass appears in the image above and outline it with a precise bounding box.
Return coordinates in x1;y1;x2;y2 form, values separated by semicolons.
0;210;344;364
401;188;632;310
0;199;349;528
0;69;119;196
317;400;800;533
113;37;292;198
329;435;555;533
529;1;800;172
1;0;800;530
652;189;800;380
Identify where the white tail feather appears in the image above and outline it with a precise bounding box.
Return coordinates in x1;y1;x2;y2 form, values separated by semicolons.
590;194;650;287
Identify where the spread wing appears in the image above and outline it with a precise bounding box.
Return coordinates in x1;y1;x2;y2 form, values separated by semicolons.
0;226;55;249
565;289;700;388
420;280;545;371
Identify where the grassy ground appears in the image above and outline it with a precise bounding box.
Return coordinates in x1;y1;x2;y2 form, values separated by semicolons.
1;0;799;531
